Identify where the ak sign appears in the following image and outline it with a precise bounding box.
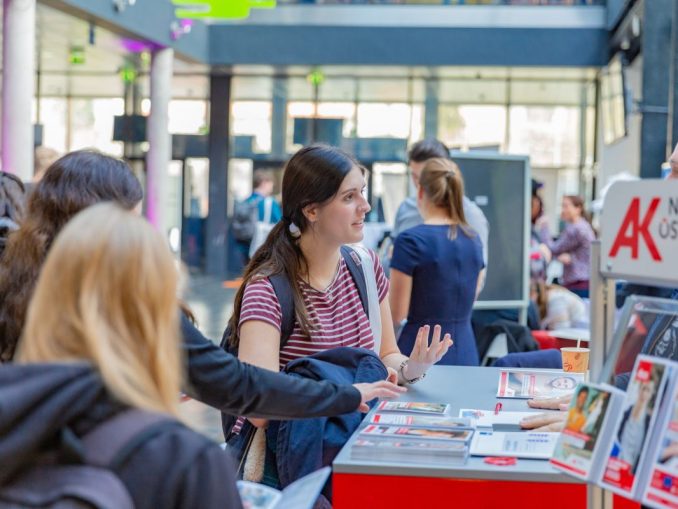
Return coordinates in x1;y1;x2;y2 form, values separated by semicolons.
600;180;678;287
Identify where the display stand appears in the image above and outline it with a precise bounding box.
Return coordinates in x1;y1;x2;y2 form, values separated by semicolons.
588;179;678;509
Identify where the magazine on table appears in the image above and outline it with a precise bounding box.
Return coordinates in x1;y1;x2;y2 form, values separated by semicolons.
496;369;585;399
360;424;473;443
599;355;675;500
459;408;542;430
641;374;678;509
370;413;471;430
351;437;469;465
237;466;331;509
376;401;450;415
550;382;625;481
469;430;559;460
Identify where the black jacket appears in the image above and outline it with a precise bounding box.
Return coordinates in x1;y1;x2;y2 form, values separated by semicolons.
0;363;242;509
181;315;361;419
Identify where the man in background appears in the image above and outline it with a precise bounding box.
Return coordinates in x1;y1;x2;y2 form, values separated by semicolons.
392;138;489;272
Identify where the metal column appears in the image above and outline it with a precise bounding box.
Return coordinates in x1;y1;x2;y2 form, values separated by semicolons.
424;78;439;140
639;0;672;178
205;74;231;278
2;0;35;180
271;75;288;161
668;0;678;150
146;47;173;236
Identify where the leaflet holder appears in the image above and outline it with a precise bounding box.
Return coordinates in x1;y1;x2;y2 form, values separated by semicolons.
589;179;678;509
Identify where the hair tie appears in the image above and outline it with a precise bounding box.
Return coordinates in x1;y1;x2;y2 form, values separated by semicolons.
288;221;301;239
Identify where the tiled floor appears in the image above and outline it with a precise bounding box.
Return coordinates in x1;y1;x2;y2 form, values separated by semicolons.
179;274;237;443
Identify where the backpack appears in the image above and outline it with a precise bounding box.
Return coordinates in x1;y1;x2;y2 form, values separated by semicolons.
232;198;262;243
0;409;175;509
219;245;381;458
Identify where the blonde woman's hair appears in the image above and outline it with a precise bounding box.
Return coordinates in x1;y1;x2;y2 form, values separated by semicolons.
418;158;472;239
17;203;182;416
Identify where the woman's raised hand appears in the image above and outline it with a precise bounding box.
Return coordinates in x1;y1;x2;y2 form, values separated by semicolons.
405;325;453;380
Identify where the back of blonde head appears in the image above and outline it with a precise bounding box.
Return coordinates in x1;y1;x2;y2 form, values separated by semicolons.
419;158;469;237
17;203;181;416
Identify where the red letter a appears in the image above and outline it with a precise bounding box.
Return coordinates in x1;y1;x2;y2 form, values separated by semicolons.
609;197;662;261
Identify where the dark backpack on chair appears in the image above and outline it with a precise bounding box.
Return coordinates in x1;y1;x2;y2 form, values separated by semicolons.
219;245;371;471
0;409;175;509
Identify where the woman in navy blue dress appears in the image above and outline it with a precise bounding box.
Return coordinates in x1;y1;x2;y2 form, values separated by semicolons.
390;158;485;366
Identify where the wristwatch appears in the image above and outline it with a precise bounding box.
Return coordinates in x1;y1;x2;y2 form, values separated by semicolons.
399;359;426;384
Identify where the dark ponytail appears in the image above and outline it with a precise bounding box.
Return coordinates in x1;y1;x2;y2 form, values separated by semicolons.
227;144;360;349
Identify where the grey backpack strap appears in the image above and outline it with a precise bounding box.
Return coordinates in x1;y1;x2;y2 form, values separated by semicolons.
82;408;175;468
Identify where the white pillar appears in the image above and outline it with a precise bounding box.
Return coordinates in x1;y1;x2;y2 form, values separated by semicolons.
2;0;35;180
146;47;173;235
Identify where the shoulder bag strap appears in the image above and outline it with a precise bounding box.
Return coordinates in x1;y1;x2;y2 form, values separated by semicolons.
343;244;382;354
269;273;295;350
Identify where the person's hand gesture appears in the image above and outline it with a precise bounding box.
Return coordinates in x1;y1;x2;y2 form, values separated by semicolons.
353;379;406;413
520;412;567;432
527;394;572;411
404;325;453;381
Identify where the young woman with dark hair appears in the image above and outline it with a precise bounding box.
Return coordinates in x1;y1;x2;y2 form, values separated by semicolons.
228;144;450;428
389;158;484;366
0;150;143;361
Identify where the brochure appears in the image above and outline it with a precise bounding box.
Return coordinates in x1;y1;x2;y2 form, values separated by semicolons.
550;382;625;481
370;413;471;430
599;355;674;500
360;424;473;443
237;466;331;509
351;437;468;465
376;401;450;415
642;377;678;509
469;430;559;460
496;369;585;399
459;408;542;430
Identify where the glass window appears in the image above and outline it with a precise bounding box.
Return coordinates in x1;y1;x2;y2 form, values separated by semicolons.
438;105;506;152
439;79;507;105
184;158;210;218
356;103;415;139
286;102;356;152
508;106;580;167
70;98;125;156
169;100;208;134
231;101;272;153
38;98;68;153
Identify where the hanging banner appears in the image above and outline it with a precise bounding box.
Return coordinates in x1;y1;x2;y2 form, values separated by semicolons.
171;0;276;20
600;179;678;287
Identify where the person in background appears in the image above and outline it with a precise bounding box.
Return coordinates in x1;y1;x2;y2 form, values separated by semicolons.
0;149;403;423
0;171;26;258
249;169;282;224
391;139;489;271
531;280;587;331
390;158;484;366
235;169;283;264
1;204;239;509
668;141;678;180
33;146;61;183
540;195;595;298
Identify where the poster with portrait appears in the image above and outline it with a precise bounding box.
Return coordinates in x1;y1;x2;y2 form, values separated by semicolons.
599;355;674;500
496;369;584;399
642;378;678;509
550;382;625;481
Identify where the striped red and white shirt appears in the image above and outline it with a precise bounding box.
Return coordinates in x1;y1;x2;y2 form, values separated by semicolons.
238;248;389;369
231;249;389;434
